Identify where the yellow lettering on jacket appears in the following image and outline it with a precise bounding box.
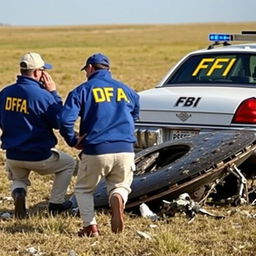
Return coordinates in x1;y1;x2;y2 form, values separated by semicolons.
5;97;29;114
92;87;129;103
117;88;129;102
104;87;114;102
92;88;106;102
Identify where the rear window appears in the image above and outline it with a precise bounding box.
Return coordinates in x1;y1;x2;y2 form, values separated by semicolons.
163;53;256;86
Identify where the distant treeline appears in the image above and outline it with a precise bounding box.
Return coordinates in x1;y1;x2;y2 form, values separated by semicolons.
0;23;10;26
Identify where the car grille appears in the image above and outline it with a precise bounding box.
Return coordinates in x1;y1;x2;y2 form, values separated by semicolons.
135;127;164;149
134;127;199;150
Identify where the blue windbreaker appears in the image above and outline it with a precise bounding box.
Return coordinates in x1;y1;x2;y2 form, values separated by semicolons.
60;69;140;154
0;76;62;161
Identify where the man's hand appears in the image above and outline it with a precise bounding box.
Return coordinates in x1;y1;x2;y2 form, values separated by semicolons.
74;134;86;150
40;71;56;91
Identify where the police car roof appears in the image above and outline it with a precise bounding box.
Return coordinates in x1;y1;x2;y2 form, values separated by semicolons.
188;44;256;56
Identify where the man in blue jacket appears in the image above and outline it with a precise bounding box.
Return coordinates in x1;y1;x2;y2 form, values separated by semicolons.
0;52;75;219
60;53;140;237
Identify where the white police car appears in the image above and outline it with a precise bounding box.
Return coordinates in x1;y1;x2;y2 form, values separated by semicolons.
135;31;256;150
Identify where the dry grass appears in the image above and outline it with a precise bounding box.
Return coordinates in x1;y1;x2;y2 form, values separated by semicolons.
0;23;256;255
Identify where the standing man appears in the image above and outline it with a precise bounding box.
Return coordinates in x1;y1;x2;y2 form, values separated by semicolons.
60;53;140;237
0;52;75;219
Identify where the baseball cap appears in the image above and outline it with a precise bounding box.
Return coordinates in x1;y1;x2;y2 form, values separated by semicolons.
20;52;52;70
80;53;110;71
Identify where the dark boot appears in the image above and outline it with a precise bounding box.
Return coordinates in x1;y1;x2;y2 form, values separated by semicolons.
12;188;27;219
48;200;73;216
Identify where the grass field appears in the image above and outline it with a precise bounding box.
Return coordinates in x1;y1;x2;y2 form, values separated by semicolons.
0;22;256;256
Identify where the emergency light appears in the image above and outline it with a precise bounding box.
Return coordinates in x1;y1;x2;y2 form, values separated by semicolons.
209;34;232;42
209;31;256;42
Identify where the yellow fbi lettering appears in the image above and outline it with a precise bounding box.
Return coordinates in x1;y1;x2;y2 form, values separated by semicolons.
192;58;236;76
92;87;129;103
5;97;29;114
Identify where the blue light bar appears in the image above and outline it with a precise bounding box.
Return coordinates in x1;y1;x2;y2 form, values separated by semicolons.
209;34;232;42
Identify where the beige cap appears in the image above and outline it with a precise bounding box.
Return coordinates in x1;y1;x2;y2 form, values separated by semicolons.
20;52;52;70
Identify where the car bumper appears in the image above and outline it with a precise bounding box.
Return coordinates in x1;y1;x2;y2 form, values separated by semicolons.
135;123;256;150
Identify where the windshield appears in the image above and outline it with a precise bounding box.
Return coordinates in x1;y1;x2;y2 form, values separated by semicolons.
163;53;256;86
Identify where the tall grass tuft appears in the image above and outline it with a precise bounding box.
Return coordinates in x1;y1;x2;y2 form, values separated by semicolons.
151;226;194;255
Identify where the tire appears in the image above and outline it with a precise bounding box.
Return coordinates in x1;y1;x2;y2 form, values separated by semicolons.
93;131;256;209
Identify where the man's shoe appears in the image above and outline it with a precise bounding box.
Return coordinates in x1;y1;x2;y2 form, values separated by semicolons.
12;188;27;219
110;193;124;233
48;200;73;216
78;225;99;237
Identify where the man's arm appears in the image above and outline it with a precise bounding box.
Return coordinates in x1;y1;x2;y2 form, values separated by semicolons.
132;92;140;121
40;71;63;129
60;91;81;147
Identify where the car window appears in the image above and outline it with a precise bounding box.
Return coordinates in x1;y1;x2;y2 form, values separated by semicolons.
163;53;256;86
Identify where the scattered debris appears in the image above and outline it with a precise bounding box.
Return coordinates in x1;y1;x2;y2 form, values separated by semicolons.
0;212;12;220
26;247;37;254
149;224;157;228
90;241;99;247
25;247;44;256
160;193;225;220
67;249;78;256
227;209;256;219
136;231;152;240
139;203;159;221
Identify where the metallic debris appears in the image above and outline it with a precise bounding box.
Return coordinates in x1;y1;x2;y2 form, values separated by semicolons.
94;131;256;209
67;249;78;256
136;231;152;240
0;212;12;220
228;164;248;204
25;247;44;256
68;132;256;214
135;152;159;175
160;193;225;220
228;209;256;219
139;203;159;221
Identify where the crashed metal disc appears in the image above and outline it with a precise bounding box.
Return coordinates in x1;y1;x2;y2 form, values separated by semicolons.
94;131;256;209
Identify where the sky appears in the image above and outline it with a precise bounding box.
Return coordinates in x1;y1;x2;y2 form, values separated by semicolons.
0;0;256;26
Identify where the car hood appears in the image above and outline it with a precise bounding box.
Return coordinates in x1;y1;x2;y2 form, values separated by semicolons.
138;86;256;126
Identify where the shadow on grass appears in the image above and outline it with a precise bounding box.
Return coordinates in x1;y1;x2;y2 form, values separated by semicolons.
28;199;49;217
26;192;75;217
2;224;41;234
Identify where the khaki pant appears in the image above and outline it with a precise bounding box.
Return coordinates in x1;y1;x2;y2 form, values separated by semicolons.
75;152;135;227
6;149;76;204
